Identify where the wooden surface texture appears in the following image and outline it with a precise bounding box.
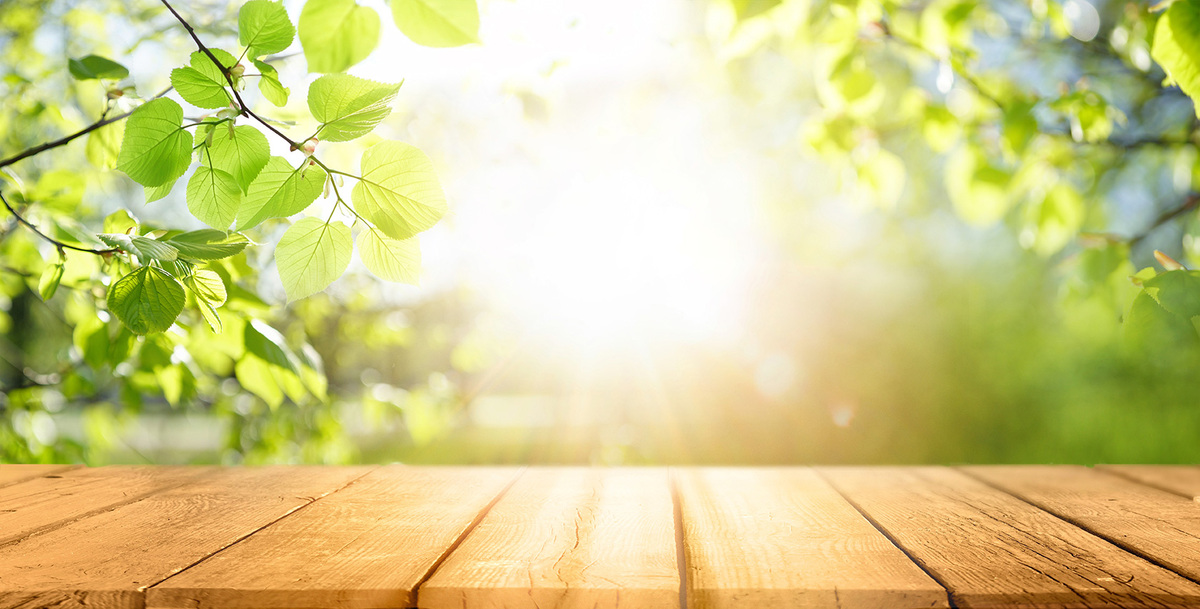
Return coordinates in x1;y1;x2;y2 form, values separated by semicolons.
3;464;1200;608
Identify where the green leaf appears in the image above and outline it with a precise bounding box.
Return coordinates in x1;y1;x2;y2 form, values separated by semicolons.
732;0;781;21
145;182;176;203
1143;270;1200;319
358;227;420;284
299;0;381;73
1153;1;1200;116
274;217;352;300
166;229;250;260
170;49;239;109
237;156;326;230
68;55;129;80
187;165;240;229
86;121;124;169
98;233;180;262
307;74;401;142
106;266;186;335
251;59;289;106
352;141;447;239
116;98;192;188
103;209;139;235
239;0;295;56
390;0;479;47
207;125;270;192
185;269;228;332
38;253;65;301
235;355;284;407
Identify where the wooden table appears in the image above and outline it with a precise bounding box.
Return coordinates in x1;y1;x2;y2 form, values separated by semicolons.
2;465;1200;608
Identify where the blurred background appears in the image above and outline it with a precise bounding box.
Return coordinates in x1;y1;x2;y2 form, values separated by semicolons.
2;0;1200;465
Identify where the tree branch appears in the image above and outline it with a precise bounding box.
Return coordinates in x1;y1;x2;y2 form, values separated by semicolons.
0;87;173;169
0;191;118;255
1130;193;1200;246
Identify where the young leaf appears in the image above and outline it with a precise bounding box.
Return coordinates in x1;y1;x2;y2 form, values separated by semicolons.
307;74;400;141
239;0;296;56
86;121;124;169
352;141;447;240
38;253;66;301
68;55;129;80
274;217;352;300
116;98;192;187
106;266;187;335
166;229;250;260
185;269;228;332
103;209;139;235
170;49;239;109
299;0;381;73
186;165;241;229
207;125;270;192
251;59;289;106
237;157;326;230
98;233;180;261
1153;1;1200;116
390;0;479;47
357;227;420;284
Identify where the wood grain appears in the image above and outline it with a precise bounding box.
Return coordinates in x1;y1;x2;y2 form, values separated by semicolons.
1096;465;1200;500
0;465;372;609
821;466;1200;608
966;465;1200;585
419;467;679;609
0;463;79;488
677;467;949;609
149;466;520;609
0;465;209;546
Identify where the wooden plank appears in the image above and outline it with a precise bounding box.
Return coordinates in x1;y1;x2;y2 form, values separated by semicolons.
0;465;209;546
1096;465;1200;500
677;467;949;609
419;467;679;609
149;466;520;609
0;463;79;488
0;465;373;609
821;466;1200;608
966;465;1200;586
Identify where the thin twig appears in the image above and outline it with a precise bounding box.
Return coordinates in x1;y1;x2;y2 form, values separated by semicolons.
0;191;118;255
0;87;173;169
1130;193;1200;246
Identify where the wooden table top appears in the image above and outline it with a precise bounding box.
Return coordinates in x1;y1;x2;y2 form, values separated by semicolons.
1;465;1200;608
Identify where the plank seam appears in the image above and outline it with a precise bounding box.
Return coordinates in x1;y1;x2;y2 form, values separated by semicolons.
0;467;212;549
1093;465;1200;501
411;466;527;608
669;468;688;609
0;464;81;490
814;468;960;609
145;465;383;593
957;466;1200;589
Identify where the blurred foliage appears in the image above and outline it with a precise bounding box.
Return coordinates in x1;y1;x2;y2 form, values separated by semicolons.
6;0;1200;466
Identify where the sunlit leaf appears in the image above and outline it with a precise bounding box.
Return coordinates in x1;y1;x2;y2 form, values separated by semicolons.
38;253;65;301
206;125;270;193
237;156;326;230
86;121;124;170
307;74;400;141
390;0;479;47
352;141;446;240
1153;0;1200;116
116;98;192;187
98;233;179;261
358;227;420;284
170;49;239;109
274;217;352;300
299;0;381;73
251;59;289;106
239;0;295;56
185;269;228;333
106;266;186;335
186;165;240;229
